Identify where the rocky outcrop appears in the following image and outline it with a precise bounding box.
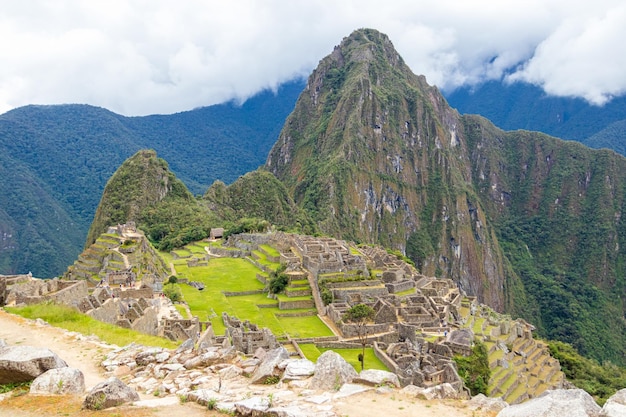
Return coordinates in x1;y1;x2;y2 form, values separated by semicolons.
83;377;139;410
0;345;68;384
496;389;601;417
309;350;358;390
250;346;291;384
29;367;85;395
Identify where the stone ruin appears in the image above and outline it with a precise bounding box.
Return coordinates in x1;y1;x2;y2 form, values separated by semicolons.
222;312;280;355
2;275;88;307
106;268;136;286
107;221;137;236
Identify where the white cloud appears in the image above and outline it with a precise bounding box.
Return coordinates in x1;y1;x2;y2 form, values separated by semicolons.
507;3;626;105
0;0;623;115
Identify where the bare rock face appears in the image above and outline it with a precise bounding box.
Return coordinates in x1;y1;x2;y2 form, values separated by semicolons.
30;367;85;395
250;346;290;384
309;350;358;390
0;345;68;384
83;377;139;410
601;389;626;417
497;389;601;417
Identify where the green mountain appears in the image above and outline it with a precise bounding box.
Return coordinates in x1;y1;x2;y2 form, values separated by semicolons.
266;28;626;365
203;170;317;234
0;81;302;277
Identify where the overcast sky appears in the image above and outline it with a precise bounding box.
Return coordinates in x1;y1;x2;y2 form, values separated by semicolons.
0;0;624;116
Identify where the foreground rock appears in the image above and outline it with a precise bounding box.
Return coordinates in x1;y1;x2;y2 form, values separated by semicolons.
353;369;400;388
30;367;85;395
601;388;626;417
309;350;358;390
0;345;68;384
497;389;601;417
250;346;290;384
83;377;139;410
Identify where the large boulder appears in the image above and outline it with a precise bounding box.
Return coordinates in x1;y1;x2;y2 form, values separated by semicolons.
250;346;290;384
0;345;68;384
82;377;139;410
30;367;85;395
309;350;358;390
353;369;400;388
601;389;626;417
497;389;601;417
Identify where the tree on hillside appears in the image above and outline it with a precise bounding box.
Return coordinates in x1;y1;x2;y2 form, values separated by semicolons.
344;303;375;370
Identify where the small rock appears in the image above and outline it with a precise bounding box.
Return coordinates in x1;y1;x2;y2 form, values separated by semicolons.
30;367;85;395
83;377;139;410
250;347;290;384
234;396;270;416
353;369;400;388
282;359;316;381
468;393;508;413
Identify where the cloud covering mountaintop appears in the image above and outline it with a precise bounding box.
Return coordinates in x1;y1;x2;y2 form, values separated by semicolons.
0;0;624;116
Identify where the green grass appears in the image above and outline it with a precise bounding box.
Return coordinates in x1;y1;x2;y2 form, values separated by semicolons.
186;242;208;254
259;244;280;258
174;304;190;319
175;257;332;338
394;287;416;297
299;344;390;371
5;304;178;349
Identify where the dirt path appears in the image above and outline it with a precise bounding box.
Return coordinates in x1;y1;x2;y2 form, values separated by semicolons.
0;310;109;390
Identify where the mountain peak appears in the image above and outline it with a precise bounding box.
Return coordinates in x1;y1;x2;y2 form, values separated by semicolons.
85;149;193;246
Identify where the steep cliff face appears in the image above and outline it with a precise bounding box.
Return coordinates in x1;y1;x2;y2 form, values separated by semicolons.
266;29;507;310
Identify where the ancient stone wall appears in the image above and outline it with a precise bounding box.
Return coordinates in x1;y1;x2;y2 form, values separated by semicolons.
278;299;315;310
130;306;159;335
111;286;153;299
87;298;120;324
385;280;415;293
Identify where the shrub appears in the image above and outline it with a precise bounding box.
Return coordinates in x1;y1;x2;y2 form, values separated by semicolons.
453;339;490;396
163;283;183;302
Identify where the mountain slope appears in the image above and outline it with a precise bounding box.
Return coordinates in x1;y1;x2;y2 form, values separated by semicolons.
266;28;626;365
267;28;509;311
0;81;302;277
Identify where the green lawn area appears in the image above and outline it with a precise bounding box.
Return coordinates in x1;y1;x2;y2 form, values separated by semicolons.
186;242;208;255
6;304;177;349
259;244;280;258
299;343;389;372
175;257;332;338
395;287;416;297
